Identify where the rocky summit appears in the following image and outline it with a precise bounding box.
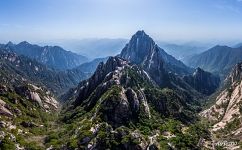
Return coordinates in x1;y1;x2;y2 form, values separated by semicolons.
120;30;192;76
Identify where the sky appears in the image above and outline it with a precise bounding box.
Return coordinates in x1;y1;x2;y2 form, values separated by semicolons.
0;0;242;44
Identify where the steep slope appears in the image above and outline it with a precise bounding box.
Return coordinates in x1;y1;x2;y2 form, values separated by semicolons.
119;31;216;97
0;83;59;149
183;68;220;95
120;30;193;76
1;41;88;70
59;56;205;149
0;51;60;149
0;48;89;96
67;57;197;120
201;62;242;144
185;45;242;78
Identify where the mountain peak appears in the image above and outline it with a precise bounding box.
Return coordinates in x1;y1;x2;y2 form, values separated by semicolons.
134;30;148;37
131;30;153;43
18;41;30;46
6;41;14;46
120;31;156;65
120;31;191;78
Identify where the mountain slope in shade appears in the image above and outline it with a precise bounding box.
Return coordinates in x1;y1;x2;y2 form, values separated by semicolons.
183;67;220;95
200;62;242;148
1;41;88;70
185;45;242;78
0;48;89;96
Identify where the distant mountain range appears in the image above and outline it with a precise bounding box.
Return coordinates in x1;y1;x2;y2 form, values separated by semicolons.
0;41;88;70
233;43;242;48
157;42;208;60
42;38;209;61
74;57;109;73
43;38;128;59
2;31;237;150
185;45;242;78
0;48;89;96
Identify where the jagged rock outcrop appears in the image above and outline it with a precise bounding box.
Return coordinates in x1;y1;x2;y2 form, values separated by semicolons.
15;84;59;111
201;62;242;135
62;56;199;149
67;57;153;127
119;31;204;100
120;30;193;76
183;67;220;95
68;55;198;122
0;99;13;117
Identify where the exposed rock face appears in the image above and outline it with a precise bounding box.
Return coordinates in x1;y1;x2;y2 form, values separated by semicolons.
201;62;242;133
68;57;154;128
119;31;204;102
183;67;220;95
15;84;59;112
61;56;198;149
0;99;13;117
65;31;206;128
67;55;198;127
120;30;192;76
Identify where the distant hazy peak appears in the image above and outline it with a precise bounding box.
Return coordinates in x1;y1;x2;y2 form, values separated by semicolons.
18;41;30;45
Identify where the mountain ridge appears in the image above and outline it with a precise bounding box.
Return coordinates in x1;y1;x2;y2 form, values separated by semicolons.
1;41;88;70
185;45;242;78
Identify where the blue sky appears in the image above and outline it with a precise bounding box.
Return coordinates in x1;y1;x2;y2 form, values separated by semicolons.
0;0;242;43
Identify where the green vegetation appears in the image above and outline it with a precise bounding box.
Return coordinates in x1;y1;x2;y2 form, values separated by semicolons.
0;85;58;150
222;118;241;133
0;136;16;150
